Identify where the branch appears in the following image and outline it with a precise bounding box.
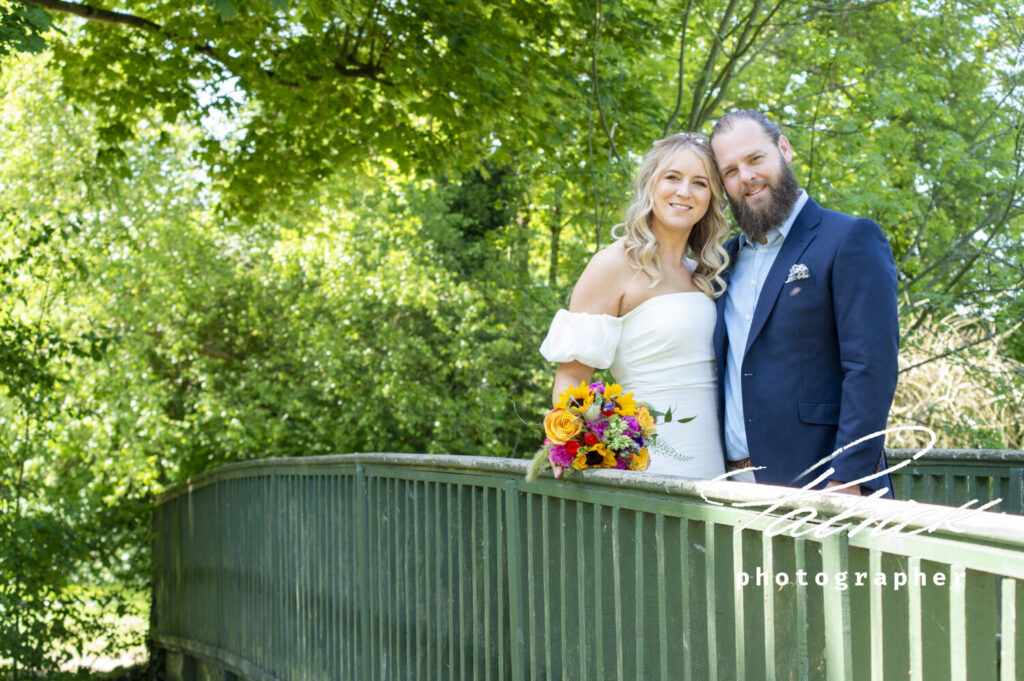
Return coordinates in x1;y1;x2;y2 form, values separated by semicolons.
23;0;160;32
23;0;392;86
588;0;622;164
899;323;1016;375
687;0;740;130
663;0;694;136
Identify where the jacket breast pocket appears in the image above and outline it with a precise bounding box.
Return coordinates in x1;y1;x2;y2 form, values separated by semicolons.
798;400;840;425
784;275;816;295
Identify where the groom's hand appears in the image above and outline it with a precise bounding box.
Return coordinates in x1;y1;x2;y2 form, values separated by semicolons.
825;480;863;496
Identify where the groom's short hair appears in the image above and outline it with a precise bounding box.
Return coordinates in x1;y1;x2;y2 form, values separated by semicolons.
711;110;783;145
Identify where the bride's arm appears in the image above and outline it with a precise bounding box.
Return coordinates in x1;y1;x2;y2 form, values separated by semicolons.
548;244;627;405
551;361;596;406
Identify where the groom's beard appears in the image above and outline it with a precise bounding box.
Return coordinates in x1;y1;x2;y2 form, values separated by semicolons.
728;160;800;243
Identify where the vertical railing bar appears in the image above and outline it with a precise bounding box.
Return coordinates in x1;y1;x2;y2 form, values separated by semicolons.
294;475;301;675
593;503;605;681
559;497;568;681
457;483;467;681
304;473;313;678
869;549;885;681
733;528;746;681
315;473;323;677
299;475;307;679
214;480;222;655
949;565;968;681
794;537;809;681
471;485;481;681
576;501;588;681
275;470;285;679
391;477;401;680
323;474;330;678
317;474;326;679
447;483;456;680
373;476;385;680
300;473;309;679
283;475;292;678
541;493;553;680
705;522;718;681
355;466;373;681
526;490;538;678
502;479;526;681
253;477;261;672
822;532;853;681
497;485;508;681
1000;577;1017;681
432;481;442;681
612;506;624;681
1009;468;1024;515
901;470;913;504
291;474;301;678
635;511;645;678
383;476;391;679
656;514;669;681
679;519;692;681
327;475;336;681
404;479;414;681
763;532;776;681
482;486;493;681
343;475;353;681
413;479;424;681
908;555;923;681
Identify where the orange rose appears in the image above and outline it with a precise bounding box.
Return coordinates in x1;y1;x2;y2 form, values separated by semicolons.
637;406;656;436
633;447;650;471
544;408;583;444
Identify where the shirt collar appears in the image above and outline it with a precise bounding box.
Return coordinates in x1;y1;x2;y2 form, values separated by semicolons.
738;189;809;249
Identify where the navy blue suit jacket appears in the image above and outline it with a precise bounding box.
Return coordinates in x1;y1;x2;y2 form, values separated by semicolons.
713;197;899;495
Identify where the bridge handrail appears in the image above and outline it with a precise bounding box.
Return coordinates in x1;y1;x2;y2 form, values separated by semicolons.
152;452;1024;681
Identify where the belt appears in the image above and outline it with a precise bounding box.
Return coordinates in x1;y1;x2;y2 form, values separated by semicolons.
727;457;751;470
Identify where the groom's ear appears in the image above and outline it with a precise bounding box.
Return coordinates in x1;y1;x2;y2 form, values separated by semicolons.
778;134;794;163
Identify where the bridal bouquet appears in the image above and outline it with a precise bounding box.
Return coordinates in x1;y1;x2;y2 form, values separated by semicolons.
527;381;661;481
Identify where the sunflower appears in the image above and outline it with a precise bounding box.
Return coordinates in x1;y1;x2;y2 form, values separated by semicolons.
555;381;594;413
602;383;637;416
573;443;619;469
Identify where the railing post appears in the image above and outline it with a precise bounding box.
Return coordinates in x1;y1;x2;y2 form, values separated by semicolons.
355;465;373;681
1008;468;1024;515
503;479;526;681
822;532;853;681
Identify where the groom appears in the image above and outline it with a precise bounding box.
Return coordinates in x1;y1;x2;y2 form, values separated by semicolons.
709;111;899;496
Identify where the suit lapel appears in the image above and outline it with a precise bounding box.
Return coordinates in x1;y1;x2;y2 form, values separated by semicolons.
743;198;822;356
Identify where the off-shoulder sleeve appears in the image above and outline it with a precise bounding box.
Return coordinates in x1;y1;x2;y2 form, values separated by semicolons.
539;309;622;369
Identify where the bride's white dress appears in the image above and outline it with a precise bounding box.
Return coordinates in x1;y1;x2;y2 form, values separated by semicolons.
539;292;726;479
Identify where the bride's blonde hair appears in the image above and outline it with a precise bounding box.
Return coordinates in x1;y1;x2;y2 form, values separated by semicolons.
612;132;730;298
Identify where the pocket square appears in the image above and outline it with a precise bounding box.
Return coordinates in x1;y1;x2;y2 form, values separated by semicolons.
785;263;810;284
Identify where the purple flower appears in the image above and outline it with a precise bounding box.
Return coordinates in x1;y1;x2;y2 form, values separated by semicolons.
625;416;640;432
549;445;574;467
614;457;629;470
587;419;609;438
589;381;605;394
601;400;616;415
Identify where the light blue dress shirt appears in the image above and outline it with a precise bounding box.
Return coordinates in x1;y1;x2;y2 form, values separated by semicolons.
723;190;809;462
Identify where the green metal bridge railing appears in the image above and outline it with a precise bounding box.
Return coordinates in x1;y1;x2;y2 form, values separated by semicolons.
888;449;1024;515
152;451;1024;681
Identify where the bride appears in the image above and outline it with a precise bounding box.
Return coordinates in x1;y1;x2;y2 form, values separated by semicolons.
540;132;730;478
